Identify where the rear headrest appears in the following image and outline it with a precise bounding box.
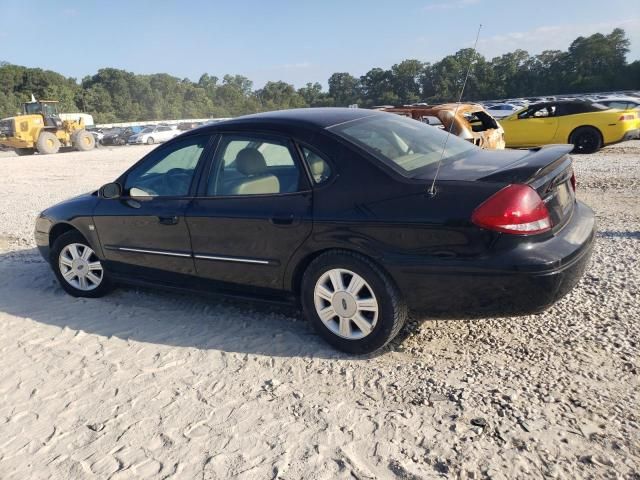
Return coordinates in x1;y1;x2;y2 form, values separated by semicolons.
236;148;267;175
308;153;326;177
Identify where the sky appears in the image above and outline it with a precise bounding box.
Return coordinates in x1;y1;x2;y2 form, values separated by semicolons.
0;0;638;88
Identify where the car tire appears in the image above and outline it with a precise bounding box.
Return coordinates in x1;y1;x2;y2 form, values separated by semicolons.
36;131;61;155
50;230;112;298
569;126;602;154
301;250;407;354
73;130;96;151
147;137;154;145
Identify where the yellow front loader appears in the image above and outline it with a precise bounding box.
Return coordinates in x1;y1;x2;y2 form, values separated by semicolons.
0;100;95;156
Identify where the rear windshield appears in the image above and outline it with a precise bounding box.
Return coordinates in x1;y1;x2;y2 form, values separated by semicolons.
329;114;476;176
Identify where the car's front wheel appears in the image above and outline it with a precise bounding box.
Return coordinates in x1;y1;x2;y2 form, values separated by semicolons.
50;231;112;298
301;251;407;354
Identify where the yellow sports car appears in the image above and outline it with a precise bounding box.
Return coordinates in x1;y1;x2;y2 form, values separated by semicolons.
501;100;639;153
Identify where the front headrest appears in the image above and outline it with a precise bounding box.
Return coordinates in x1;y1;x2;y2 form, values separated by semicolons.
236;148;267;175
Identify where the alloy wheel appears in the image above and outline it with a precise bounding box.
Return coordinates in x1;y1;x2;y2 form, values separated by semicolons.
313;268;379;340
58;243;103;291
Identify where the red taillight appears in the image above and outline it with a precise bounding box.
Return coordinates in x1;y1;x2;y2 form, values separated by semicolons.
472;184;553;235
619;114;635;121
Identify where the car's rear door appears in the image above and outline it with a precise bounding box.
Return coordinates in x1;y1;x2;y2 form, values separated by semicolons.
185;133;313;291
93;134;212;281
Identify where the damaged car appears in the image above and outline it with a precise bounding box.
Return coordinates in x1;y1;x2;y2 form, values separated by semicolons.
376;104;506;150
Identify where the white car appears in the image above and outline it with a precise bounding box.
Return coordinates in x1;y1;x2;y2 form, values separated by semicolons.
597;97;640;111
485;103;522;118
128;126;179;145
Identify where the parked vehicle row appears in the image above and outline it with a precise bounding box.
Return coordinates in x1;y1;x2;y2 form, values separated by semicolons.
87;121;216;148
382;95;639;154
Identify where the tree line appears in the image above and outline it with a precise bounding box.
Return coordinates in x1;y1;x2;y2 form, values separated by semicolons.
1;28;638;124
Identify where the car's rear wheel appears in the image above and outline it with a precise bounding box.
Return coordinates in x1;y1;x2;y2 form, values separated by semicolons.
570;126;602;154
301;251;407;354
50;231;112;298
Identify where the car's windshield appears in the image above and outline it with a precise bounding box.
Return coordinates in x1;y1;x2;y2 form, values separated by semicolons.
140;127;154;134
329;113;476;176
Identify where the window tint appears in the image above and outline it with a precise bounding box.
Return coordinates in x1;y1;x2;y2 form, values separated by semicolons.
125;136;207;197
207;135;301;196
301;146;332;184
158;126;171;132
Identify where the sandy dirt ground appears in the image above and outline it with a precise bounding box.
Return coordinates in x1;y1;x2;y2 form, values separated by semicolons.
0;142;638;479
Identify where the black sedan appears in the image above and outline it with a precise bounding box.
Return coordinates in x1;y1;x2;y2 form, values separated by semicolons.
101;127;138;146
35;108;595;354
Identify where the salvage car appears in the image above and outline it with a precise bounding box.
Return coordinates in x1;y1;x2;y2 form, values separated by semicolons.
501;100;639;153
378;104;505;150
35;108;595;354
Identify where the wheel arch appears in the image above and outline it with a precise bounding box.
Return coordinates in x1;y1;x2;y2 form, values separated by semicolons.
288;247;395;296
49;222;81;248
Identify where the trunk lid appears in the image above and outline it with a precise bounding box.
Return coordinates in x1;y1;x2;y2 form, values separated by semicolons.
419;144;576;230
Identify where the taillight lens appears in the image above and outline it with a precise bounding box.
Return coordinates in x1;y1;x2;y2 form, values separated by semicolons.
472;184;553;235
619;114;635;121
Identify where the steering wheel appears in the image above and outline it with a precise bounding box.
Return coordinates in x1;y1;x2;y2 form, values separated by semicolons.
162;168;192;195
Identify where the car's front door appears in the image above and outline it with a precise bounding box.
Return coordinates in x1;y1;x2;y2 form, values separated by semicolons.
503;105;559;146
93;134;212;280
185;133;313;291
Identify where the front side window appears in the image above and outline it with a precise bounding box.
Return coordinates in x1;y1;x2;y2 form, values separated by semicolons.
329;114;476;176
124;136;208;197
207;135;301;196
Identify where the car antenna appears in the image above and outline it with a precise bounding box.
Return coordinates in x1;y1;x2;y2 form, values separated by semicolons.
428;24;483;197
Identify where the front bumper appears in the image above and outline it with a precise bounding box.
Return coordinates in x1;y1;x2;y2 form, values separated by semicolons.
388;201;596;317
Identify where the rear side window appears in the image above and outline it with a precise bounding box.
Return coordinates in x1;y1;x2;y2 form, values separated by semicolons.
207;135;302;196
300;146;332;184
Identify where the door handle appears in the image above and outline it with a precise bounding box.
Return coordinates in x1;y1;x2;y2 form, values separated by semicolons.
158;215;179;225
270;215;296;226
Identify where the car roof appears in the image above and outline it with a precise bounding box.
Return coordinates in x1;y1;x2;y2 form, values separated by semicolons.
202;108;381;130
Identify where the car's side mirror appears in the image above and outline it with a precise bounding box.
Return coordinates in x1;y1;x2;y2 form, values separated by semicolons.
100;182;122;199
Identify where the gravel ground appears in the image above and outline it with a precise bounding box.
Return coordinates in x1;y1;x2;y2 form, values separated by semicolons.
0;142;638;479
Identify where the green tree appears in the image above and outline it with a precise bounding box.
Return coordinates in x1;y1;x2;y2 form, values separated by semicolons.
328;72;359;106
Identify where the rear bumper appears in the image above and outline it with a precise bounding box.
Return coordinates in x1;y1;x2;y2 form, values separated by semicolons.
387;201;596;317
622;128;640;141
